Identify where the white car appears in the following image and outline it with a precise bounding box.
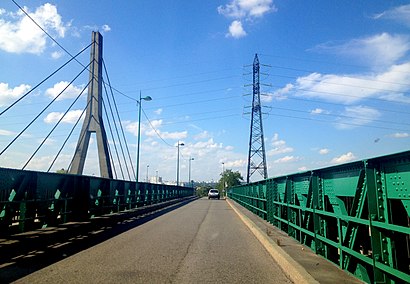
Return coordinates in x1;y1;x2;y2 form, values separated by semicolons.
208;189;220;199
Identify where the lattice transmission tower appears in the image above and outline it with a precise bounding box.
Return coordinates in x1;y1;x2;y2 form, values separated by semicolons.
246;54;268;183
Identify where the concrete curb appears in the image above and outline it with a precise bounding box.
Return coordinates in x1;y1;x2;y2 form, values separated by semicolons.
227;199;319;284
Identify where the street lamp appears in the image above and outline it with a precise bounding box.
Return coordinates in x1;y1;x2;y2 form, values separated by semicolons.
188;157;194;188
176;141;184;186
146;164;149;183
136;91;152;183
222;162;225;198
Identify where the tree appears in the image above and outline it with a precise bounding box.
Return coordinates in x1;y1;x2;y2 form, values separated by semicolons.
217;169;243;191
56;168;67;174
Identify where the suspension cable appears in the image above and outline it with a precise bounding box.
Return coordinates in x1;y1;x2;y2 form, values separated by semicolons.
102;98;125;180
47;98;91;172
102;79;132;181
106;134;118;180
23;80;91;170
0;43;92;117
0;61;92;157
103;59;136;178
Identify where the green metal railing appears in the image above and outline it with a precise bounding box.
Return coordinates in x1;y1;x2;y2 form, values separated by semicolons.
229;151;410;283
0;167;194;235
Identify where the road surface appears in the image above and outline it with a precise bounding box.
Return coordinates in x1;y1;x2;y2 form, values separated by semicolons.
16;198;292;283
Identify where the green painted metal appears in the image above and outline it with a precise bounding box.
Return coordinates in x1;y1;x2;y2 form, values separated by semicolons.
0;167;194;235
228;151;410;283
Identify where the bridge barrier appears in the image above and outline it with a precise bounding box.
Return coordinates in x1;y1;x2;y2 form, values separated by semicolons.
0;167;194;235
228;150;410;283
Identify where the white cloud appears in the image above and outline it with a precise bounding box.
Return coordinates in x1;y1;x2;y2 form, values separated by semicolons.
218;0;277;38
224;159;246;168
311;108;324;115
331;152;356;164
0;3;68;54
225;145;234;151
44;110;84;124
38;137;56;146
227;20;247;38
319;148;330;155
390;132;409;138
155;131;188;140
335;105;381;129
264;84;293;102
373;4;410;28
267;133;293;156
0;82;31;107
45;81;86;101
154;108;163;115
273;156;299;164
218;0;276;19
102;24;111;32
51;51;63;59
278;62;410;105
194;131;210;140
0;129;16;136
315;33;410;68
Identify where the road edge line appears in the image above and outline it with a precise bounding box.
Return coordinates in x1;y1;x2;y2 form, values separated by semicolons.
227;199;319;284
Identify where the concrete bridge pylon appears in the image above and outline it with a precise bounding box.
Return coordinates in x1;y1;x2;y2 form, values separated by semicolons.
69;31;113;178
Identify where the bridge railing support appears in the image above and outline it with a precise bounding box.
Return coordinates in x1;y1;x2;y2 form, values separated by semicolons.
0;168;194;236
228;150;410;284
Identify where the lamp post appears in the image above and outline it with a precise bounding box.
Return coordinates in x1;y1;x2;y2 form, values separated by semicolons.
222;162;225;198
146;164;149;183
136;91;152;183
176;141;184;186
188;157;194;188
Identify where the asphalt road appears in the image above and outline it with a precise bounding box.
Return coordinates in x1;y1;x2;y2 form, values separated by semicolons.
15;198;292;283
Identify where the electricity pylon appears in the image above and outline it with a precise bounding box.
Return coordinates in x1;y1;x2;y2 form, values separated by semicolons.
246;54;268;183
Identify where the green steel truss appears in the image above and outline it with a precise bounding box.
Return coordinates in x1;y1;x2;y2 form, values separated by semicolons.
229;151;410;283
0;167;194;235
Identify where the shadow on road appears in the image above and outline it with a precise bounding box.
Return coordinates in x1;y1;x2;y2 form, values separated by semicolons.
0;197;197;282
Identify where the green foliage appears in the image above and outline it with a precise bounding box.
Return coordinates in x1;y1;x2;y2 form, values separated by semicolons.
217;169;243;191
196;185;213;197
56;168;67;174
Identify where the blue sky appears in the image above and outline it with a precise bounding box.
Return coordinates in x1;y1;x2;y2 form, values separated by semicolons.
1;1;410;183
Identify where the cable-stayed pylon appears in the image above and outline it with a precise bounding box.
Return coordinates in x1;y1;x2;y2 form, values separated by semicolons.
246;53;268;183
69;32;113;178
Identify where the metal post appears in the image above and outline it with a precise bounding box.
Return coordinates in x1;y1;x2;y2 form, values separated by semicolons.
146;164;149;183
136;92;142;182
176;141;184;186
189;157;194;188
222;162;225;198
135;91;152;183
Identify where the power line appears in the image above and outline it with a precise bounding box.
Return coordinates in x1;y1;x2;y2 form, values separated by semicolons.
267;112;410;132
268;74;410;102
259;53;410;75
141;108;174;147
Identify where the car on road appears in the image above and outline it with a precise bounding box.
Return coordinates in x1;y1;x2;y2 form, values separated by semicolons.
208;189;220;199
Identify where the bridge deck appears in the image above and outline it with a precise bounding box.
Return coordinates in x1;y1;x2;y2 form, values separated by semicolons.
5;198;293;283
